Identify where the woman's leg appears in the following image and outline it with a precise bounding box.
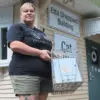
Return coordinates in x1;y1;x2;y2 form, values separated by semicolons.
10;76;40;100
19;95;38;100
39;78;53;100
39;93;48;100
19;93;48;100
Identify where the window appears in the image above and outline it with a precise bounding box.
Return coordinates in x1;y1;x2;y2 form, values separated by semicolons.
0;1;39;67
0;25;13;67
0;27;7;60
0;5;13;67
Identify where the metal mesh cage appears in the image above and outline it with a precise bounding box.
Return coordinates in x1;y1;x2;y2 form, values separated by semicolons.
51;49;83;93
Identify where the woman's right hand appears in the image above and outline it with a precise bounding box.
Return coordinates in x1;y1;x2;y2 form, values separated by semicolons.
39;50;51;61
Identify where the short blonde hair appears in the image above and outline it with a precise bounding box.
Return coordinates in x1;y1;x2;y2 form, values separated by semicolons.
20;2;35;13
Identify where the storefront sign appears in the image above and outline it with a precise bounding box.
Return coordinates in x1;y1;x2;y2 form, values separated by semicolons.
48;4;80;37
54;33;77;58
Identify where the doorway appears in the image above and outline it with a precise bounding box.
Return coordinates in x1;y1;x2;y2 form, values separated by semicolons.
86;39;100;100
0;27;7;60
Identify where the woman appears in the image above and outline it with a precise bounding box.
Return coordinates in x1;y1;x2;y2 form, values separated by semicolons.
7;2;52;100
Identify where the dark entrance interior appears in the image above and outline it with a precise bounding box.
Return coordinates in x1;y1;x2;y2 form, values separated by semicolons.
1;27;7;60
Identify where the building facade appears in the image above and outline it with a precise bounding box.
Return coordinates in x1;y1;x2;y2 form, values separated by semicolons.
0;0;100;100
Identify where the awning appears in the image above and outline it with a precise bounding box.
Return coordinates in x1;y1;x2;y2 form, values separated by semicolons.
84;17;100;37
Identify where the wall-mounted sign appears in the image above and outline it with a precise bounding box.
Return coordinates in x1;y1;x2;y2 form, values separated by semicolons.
54;33;77;58
48;4;80;37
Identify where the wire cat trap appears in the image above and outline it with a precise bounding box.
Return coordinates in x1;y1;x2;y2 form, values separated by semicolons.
51;50;83;93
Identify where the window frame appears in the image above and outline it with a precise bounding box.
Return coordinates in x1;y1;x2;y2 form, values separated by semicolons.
0;0;39;67
0;24;13;67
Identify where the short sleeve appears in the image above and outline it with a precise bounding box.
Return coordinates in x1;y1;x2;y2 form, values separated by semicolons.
7;24;24;47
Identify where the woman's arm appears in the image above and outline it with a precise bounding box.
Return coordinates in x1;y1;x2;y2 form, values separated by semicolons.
10;41;51;61
10;41;41;56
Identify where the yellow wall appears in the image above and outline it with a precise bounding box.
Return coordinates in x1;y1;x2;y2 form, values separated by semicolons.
13;3;21;23
0;0;89;100
89;0;100;7
0;4;20;100
39;0;88;100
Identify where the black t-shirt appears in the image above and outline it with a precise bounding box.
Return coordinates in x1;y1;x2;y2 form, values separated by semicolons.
7;23;52;79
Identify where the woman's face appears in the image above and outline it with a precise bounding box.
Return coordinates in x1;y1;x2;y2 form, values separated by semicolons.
20;4;35;24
